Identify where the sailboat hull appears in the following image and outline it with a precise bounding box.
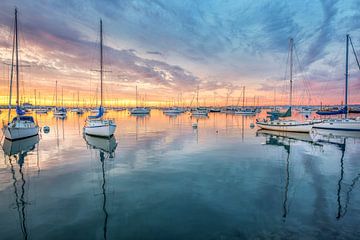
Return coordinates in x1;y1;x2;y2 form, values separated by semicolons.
3;126;39;140
130;108;150;115
256;121;315;133
312;119;360;131
84;121;116;137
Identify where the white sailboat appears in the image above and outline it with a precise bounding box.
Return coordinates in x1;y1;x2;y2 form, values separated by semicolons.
84;19;116;137
130;86;151;115
72;90;84;114
3;8;39;140
191;86;209;117
234;86;256;115
163;107;183;114
312;35;360;132
256;38;319;133
53;82;67;117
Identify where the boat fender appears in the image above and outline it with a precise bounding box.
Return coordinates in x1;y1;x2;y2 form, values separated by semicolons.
43;126;50;133
250;123;255;128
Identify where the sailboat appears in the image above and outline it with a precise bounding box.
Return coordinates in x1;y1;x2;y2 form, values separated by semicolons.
72;90;84;114
313;34;360;131
235;86;256;115
3;8;39;140
53;82;67;117
130;85;150;115
83;19;116;137
163;107;182;115
191;86;209;116
256;38;320;133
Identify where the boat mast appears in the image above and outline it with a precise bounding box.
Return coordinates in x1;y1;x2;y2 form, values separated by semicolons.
34;89;36;107
197;88;200;108
345;34;349;117
62;87;64;107
213;92;216;107
15;8;20;109
77;90;80;108
8;9;17;121
55;80;58;107
289;38;293;109
242;86;245;108
135;85;138;107
100;19;103;108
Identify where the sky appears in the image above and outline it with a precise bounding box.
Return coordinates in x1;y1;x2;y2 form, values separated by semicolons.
0;0;360;106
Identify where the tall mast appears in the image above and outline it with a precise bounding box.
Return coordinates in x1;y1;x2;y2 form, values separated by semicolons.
8;9;16;121
213;92;216;107
62;87;64;107
34;89;36;107
77;90;80;108
242;86;245;108
55;80;58;107
345;34;349;117
289;38;293;108
196;85;199;108
135;85;138;107
100;19;103;107
15;8;19;108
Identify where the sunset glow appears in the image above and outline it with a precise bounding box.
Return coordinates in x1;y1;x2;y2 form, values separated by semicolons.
0;1;359;106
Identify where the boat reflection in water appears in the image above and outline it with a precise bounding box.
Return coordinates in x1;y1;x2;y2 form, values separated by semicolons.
311;128;360;142
310;129;360;219
257;130;321;221
84;134;117;240
2;135;40;240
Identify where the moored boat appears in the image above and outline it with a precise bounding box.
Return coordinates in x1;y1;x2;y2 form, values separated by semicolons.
313;35;360;132
83;19;116;138
256;119;321;133
130;86;150;115
2;8;39;140
257;38;315;133
191;86;208;117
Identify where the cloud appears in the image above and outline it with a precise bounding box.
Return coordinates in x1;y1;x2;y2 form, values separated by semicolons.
0;0;359;104
146;51;163;56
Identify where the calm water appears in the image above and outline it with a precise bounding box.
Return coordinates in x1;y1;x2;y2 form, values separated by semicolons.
0;110;359;240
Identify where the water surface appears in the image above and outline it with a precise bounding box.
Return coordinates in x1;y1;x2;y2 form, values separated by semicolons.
0;110;359;239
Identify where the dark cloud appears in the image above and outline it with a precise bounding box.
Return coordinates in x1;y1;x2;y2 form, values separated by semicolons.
146;51;163;56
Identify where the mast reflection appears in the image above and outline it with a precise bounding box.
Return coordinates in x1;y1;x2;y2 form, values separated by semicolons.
311;130;360;219
2;135;39;240
84;134;117;240
257;130;320;221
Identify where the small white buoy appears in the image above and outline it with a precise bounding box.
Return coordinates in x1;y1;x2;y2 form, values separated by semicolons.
250;123;255;128
192;123;198;128
43;126;50;133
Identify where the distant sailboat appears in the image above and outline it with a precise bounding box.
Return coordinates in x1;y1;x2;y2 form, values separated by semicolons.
34;89;48;114
191;86;209;116
257;38;320;133
53;81;67;117
313;34;360;132
72;90;84;114
130;85;151;115
84;19;116;137
235;86;256;115
3;8;39;140
163;107;182;114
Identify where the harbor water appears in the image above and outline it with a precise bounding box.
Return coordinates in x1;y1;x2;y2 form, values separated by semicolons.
0;110;359;239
